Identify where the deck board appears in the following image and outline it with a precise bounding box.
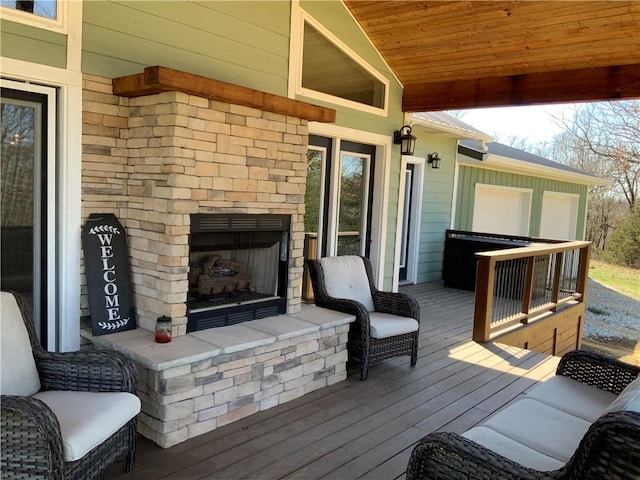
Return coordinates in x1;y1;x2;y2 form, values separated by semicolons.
105;282;560;480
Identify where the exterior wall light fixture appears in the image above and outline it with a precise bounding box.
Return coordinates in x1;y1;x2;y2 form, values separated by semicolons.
428;152;441;169
393;125;416;156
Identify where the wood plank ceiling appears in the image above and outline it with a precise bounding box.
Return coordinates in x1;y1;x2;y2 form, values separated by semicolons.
343;1;640;111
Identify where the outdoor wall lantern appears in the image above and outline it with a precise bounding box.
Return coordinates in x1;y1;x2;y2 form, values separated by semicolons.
393;125;416;156
428;152;441;169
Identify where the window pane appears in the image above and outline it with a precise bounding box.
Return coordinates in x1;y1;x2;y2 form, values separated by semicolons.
337;154;366;256
1;0;56;19
302;22;385;109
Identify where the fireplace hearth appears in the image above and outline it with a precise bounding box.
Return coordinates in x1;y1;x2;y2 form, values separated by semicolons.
187;214;290;332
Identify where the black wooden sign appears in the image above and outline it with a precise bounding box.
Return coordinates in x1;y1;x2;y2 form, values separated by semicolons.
82;214;136;336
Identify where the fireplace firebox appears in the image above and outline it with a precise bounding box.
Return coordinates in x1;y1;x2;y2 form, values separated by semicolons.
187;214;290;332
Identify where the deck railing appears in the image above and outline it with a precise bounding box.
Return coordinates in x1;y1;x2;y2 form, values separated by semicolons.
473;240;591;344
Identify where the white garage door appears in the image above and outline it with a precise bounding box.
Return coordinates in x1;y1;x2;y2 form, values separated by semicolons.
540;192;579;240
472;184;532;236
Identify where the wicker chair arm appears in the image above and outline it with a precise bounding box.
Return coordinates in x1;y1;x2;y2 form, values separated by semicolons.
371;290;420;321
564;411;640;480
1;395;65;480
556;350;640;395
406;432;557;480
34;349;137;394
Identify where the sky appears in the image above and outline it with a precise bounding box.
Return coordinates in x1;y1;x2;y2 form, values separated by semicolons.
450;104;580;144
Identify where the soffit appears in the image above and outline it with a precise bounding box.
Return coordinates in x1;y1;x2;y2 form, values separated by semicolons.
343;1;640;111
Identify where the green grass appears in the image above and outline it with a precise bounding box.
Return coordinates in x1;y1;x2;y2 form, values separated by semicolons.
589;260;640;300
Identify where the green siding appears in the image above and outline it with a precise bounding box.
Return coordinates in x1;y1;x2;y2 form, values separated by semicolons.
1;19;66;68
413;136;458;283
454;166;588;239
82;1;291;95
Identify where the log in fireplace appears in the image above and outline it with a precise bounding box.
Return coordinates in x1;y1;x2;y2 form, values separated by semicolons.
187;213;290;332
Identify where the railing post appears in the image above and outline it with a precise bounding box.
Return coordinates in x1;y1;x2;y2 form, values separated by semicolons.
576;244;591;301
473;255;495;343
551;251;564;311
520;256;535;323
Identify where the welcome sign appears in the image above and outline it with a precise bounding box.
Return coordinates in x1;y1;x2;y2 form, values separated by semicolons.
82;213;136;336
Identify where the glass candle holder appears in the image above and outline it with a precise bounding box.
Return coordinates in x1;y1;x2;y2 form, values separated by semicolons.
155;316;172;343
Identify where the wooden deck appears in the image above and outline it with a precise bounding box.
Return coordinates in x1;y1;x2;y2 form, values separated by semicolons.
105;282;561;480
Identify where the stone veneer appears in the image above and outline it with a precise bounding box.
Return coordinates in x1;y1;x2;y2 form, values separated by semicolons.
83;306;352;447
82;74;308;336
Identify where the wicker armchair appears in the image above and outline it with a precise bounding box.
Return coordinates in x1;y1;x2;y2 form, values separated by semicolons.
306;256;420;380
0;291;141;480
406;350;640;480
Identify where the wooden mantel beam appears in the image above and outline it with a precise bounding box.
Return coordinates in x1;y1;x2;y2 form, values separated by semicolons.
403;64;640;112
113;66;336;123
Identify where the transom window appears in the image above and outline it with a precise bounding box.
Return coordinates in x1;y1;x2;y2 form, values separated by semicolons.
302;22;386;110
291;10;389;116
1;0;56;19
1;0;65;33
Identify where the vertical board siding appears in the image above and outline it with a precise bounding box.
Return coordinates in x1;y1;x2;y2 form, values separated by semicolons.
82;0;291;95
455;166;588;239
1;20;66;68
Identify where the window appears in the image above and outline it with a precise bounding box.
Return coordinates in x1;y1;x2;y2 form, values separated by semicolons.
291;11;389;115
1;0;66;33
472;184;533;236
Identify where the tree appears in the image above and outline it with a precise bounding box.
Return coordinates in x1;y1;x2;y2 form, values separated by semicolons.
559;102;640;212
550;101;640;252
604;206;640;268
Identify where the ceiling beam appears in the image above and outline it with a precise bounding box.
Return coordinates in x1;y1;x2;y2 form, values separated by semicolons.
402;64;640;112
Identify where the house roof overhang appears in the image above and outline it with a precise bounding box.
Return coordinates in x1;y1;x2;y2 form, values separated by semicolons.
457;152;612;186
344;1;640;112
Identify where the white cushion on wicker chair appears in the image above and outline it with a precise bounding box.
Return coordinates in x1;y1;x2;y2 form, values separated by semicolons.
462;426;565;471
602;374;640;414
318;256;375;312
368;312;419;339
0;292;41;396
525;375;617;422
33;390;141;462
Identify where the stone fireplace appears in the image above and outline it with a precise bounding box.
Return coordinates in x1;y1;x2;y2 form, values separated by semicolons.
80;68;336;337
81;71;353;448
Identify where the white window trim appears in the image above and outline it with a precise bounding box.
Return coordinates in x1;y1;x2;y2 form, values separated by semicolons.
1;0;68;34
393;155;425;290
1;1;82;351
289;1;389;116
309;122;391;288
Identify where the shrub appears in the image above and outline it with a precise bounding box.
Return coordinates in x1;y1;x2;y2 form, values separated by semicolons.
604;207;640;268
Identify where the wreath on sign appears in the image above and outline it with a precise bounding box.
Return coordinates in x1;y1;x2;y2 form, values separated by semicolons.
88;225;121;235
98;318;130;330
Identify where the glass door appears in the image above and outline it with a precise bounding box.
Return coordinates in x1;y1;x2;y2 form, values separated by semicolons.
303;136;375;298
1;86;55;347
336;149;371;256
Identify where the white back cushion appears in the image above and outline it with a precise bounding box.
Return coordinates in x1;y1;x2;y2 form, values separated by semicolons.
1;292;41;396
318;256;375;312
603;374;640;414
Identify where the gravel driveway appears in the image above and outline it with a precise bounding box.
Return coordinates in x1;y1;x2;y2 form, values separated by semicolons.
583;278;640;360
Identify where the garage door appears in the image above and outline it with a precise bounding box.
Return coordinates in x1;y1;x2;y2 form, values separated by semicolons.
540;192;579;240
472;184;532;236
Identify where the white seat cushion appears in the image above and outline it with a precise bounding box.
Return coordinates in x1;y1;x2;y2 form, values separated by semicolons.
463;426;565;471
525;375;617;422
368;312;419;339
33;390;141;462
480;398;591;464
1;292;41;396
602;374;640;414
318;256;375;312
